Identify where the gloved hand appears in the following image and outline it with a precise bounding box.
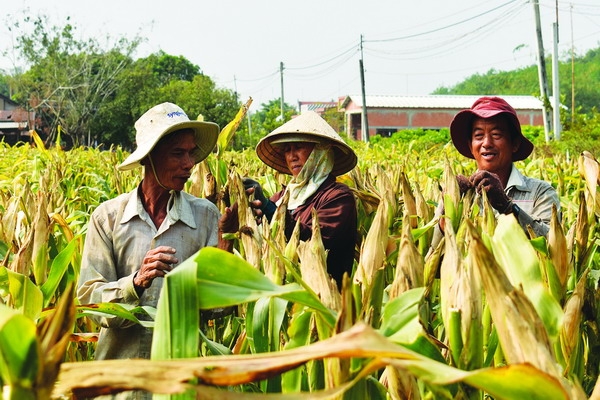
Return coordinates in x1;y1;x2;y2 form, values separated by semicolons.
242;178;269;210
469;170;513;213
456;174;473;195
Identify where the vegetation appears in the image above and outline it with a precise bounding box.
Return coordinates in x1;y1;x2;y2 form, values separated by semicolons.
433;47;600;117
2;11;600;152
1;11;600;400
0;119;599;398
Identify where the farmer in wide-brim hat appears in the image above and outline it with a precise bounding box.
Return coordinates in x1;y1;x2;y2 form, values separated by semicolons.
444;96;559;238
228;111;358;289
78;102;229;375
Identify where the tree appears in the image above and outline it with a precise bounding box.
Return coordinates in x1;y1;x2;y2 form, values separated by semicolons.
248;98;297;144
8;14;141;147
91;54;241;149
0;72;10;97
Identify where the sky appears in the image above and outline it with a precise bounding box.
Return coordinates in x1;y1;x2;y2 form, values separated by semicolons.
2;0;599;113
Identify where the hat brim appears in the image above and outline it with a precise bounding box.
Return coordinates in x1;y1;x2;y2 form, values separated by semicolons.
450;109;533;161
118;120;219;171
256;133;357;176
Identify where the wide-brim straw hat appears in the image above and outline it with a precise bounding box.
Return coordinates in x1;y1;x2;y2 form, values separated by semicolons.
118;102;219;171
256;111;357;176
450;96;534;161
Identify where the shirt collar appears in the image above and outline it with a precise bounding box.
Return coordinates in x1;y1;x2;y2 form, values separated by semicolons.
505;164;529;192
120;187;197;229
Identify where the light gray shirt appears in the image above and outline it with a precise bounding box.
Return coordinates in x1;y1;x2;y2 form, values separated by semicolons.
77;187;219;361
504;164;561;237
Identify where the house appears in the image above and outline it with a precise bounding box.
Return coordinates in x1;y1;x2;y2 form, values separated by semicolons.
0;94;35;145
338;95;545;140
298;101;337;115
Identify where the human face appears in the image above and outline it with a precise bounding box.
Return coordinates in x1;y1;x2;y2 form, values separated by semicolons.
281;142;315;177
148;130;198;191
468;116;519;178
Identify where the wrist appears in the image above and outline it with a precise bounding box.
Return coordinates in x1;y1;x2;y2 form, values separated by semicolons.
262;199;277;221
504;202;520;217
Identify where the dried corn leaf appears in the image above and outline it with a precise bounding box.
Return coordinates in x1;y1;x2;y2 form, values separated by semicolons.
389;214;424;298
468;221;560;377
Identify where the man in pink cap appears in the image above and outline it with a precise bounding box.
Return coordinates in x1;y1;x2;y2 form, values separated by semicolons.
448;96;560;237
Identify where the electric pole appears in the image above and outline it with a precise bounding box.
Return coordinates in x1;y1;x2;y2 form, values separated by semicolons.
552;25;561;140
280;62;285;121
551;0;561;140
359;35;369;142
532;0;552;142
570;4;575;125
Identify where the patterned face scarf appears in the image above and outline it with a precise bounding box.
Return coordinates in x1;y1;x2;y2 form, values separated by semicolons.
282;143;335;210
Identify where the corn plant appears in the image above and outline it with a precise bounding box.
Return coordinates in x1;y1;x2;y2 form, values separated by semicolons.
1;123;599;398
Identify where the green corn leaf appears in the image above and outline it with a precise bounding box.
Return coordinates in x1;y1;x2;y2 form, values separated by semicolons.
216;98;252;156
3;268;43;321
252;297;287;354
491;215;564;340
195;247;336;326
40;237;79;307
0;304;40;392
74;303;150;327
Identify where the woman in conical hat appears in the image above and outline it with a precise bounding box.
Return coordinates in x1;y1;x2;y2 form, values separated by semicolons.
247;111;357;289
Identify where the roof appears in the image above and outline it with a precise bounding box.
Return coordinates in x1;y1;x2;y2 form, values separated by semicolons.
340;95;544;110
0;93;19;106
298;101;337;113
0;122;22;129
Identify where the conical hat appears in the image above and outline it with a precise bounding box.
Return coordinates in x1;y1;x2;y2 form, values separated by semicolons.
256;111;357;176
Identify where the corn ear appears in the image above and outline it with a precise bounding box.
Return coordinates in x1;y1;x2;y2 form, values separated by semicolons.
389;214;424;298
297;210;341;312
468;221;560;377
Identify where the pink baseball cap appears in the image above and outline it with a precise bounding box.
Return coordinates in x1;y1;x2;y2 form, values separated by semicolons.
450;96;534;161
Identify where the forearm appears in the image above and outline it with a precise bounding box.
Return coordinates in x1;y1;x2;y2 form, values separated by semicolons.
515;210;550;237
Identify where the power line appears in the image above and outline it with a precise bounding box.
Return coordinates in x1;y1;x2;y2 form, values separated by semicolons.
365;0;522;43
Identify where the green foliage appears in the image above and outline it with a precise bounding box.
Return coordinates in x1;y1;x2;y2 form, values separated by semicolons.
3;11;240;150
433;46;600;116
232;98;298;151
369;128;450;152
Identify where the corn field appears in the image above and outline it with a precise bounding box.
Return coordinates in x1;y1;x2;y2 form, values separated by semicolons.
0;125;599;399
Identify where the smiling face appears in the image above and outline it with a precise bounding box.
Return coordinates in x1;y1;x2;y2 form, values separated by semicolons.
147;129;198;191
468;115;520;183
280;142;315;177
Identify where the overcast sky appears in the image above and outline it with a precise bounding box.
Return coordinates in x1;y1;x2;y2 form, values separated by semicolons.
2;0;599;112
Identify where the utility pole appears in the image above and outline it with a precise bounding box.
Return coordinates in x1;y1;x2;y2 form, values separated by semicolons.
552;0;561;140
532;0;552;142
233;75;238;103
359;34;369;142
570;4;575;125
247;110;252;143
279;62;285;121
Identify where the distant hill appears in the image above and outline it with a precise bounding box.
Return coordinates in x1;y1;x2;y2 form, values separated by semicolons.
432;46;600;115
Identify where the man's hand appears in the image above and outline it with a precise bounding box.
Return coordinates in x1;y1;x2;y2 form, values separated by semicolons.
456;174;473;195
134;246;178;290
469;170;513;213
219;203;239;234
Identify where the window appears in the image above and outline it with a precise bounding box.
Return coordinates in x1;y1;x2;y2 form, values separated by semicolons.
376;128;397;138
